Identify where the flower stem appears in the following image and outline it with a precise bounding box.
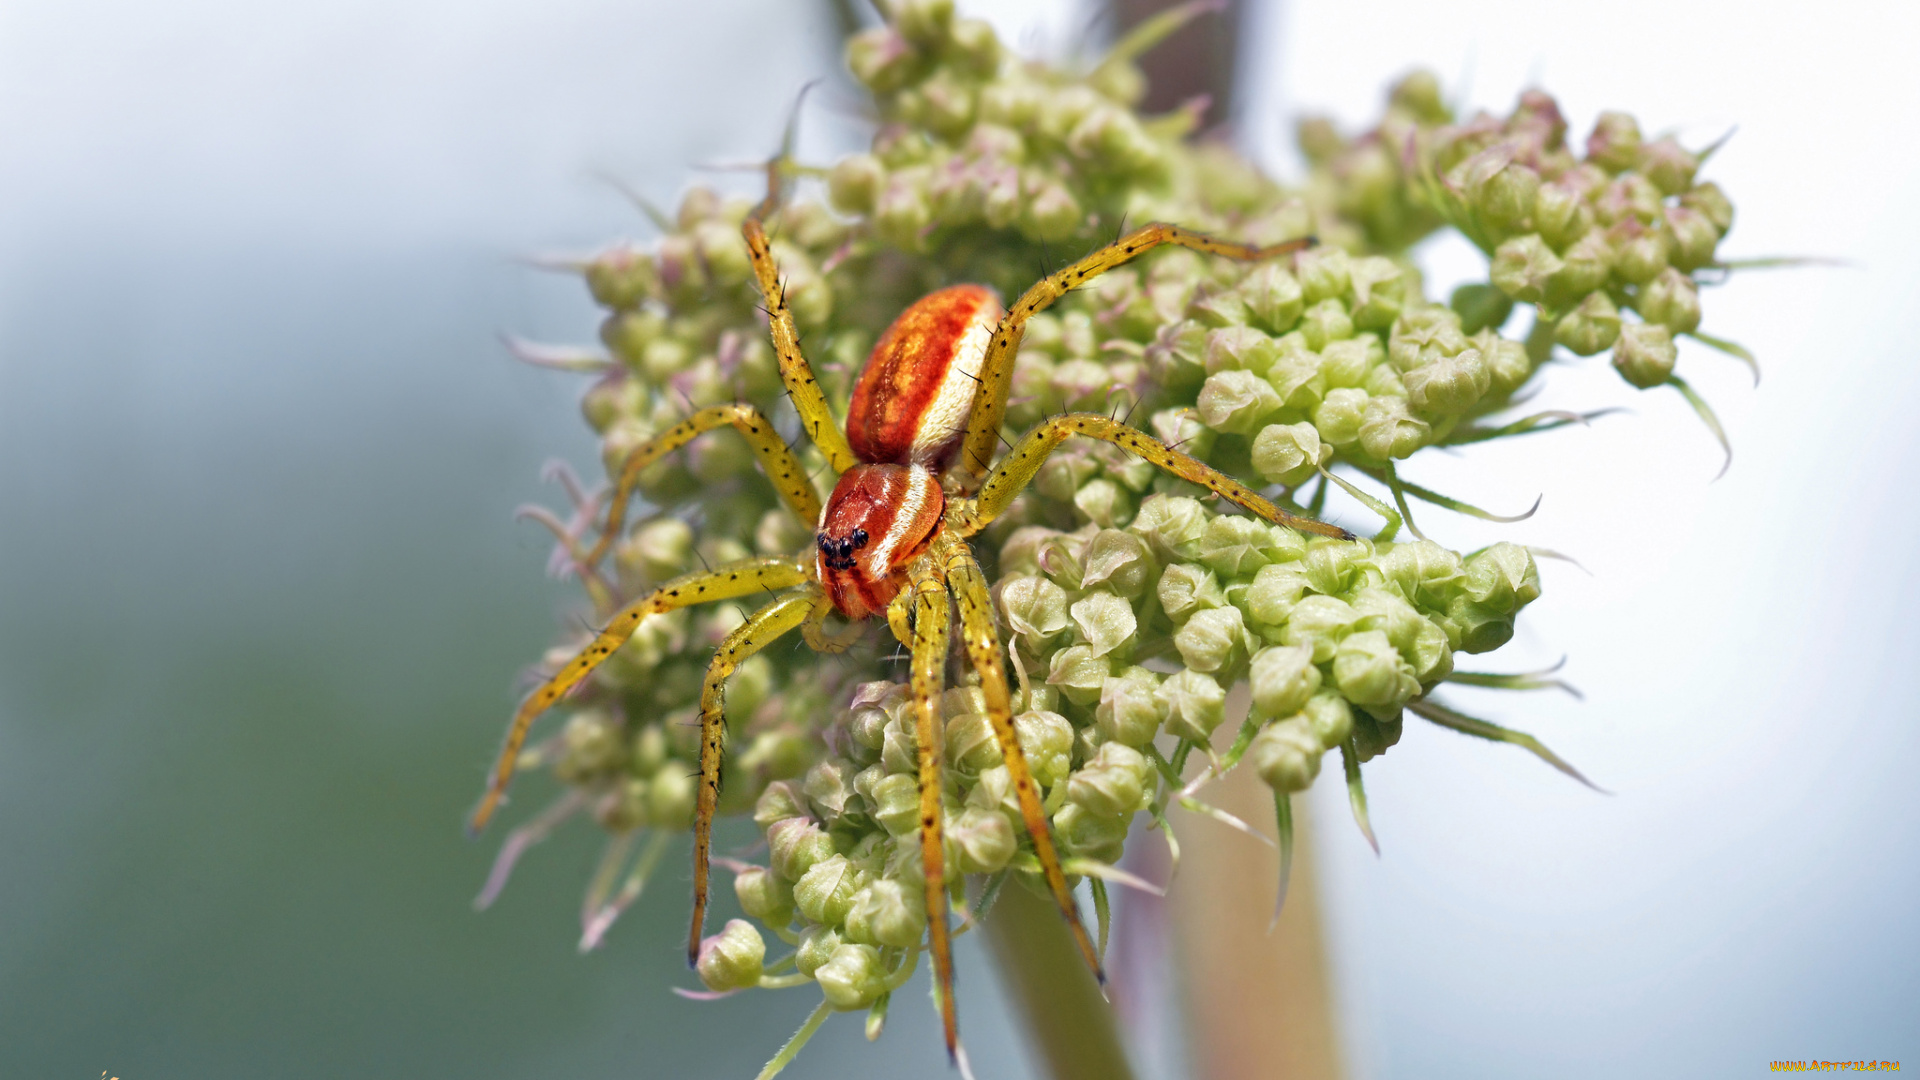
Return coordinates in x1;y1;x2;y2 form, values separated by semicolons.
985;878;1137;1080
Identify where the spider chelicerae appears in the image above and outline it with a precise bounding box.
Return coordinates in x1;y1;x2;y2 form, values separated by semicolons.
469;178;1352;1060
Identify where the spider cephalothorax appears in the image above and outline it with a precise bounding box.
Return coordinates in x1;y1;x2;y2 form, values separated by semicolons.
469;183;1351;1061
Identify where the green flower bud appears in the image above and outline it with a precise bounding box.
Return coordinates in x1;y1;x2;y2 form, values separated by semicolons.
631;724;669;776
1069;104;1162;173
804;759;855;824
1596;173;1664;228
696;920;766;993
1464;541;1541;614
555;709;627;781
949;16;1001;73
1663;205;1720;272
1545;230;1615;306
1096;668;1165;747
1378;540;1466;607
1145;318;1212;390
1353;586;1452;683
1001;574;1071;653
1333;629;1421;709
874;167;932;249
1131;495;1210;561
844;878;926;949
795;853;862;927
1299;298;1355;350
1475;331;1533;395
1068;742;1151;819
648;764;695;828
1070;590;1138;658
1148;668;1221;742
1390;68;1450;122
1251;717;1323;794
1014;709;1075;788
1681;182;1734;236
584;246;658;311
1204;325;1278;375
846;28;916;94
1296;115;1344;165
1450;282;1515;336
1198;369;1283;434
595;776;649;832
1047;644;1111;707
1611;321;1678;388
1192;285;1252;331
1491;234;1564;304
1638;135;1700;195
1404;346;1490;418
1240;263;1305;333
1267;334;1329;410
1314;387;1368;446
1023;180;1083;241
1359;394;1432;460
1192;515;1263;578
1350;709;1404;762
1533;180;1593;248
1295;247;1352;305
1348;257;1409;331
769;816;835;882
868;772;920;838
736;867;797;927
1441;597;1514;654
1074;477;1133;529
1175;604;1248;674
1554;291;1622;356
1053;802;1128;863
1477;160;1541;232
1250;644;1323;719
1080;529;1156;598
1315;337;1373;389
1638;267;1702;333
795;925;840;979
817;943;888;1010
755;781;808;831
1251;421;1330;488
827;153;885;215
949;805;1017;874
1388;306;1469;372
1282;594;1359;662
1585;110;1642;173
1301;690;1355;750
943;692;999;774
1246;566;1313;628
1610;221;1671;285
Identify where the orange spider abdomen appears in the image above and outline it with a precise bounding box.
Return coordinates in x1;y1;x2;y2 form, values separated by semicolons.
846;284;1003;473
817;463;945;620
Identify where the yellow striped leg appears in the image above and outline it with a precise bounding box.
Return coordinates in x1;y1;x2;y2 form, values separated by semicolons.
583;403;822;570
958;223;1315;485
937;531;1105;984
904;560;960;1060
955;412;1352;540
468;556;811;835
741;217;859;476
688;589;817;967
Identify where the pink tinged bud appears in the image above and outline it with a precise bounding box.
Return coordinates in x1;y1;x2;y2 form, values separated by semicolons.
1611;322;1678;389
696;920;766;993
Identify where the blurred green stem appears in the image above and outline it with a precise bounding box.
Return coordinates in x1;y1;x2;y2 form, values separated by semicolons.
985;880;1137;1080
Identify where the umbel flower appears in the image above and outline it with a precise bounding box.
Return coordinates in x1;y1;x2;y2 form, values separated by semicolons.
474;1;1758;1074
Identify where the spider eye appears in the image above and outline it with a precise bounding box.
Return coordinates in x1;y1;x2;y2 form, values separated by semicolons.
816;533;829;550
851;529;869;548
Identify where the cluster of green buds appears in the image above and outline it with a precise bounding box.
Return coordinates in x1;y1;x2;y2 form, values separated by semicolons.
485;0;1745;1067
1301;72;1756;454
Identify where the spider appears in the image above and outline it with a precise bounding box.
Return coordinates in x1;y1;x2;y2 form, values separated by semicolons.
469;187;1352;1060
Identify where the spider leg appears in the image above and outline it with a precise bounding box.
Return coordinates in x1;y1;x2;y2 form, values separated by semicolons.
468;556;812;835
958;222;1314;486
904;561;960;1061
936;531;1105;983
955;412;1352;540
742;194;859;477
584;403;824;570
689;588;818;967
801;589;865;654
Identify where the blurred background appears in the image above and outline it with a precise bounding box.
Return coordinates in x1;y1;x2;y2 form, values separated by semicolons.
2;0;1915;1077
